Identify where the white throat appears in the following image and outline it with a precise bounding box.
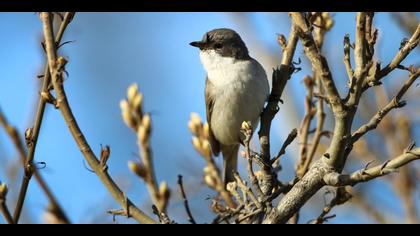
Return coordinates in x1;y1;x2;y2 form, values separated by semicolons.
199;50;240;86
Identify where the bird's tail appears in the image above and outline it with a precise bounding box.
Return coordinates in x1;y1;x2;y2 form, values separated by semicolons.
221;144;239;185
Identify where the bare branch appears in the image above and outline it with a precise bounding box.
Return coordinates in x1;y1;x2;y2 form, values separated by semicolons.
289;12;345;114
324;147;420;186
40;12;156;224
258;19;299;195
12;12;75;224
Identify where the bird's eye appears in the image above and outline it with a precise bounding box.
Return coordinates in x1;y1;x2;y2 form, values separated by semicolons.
214;43;223;49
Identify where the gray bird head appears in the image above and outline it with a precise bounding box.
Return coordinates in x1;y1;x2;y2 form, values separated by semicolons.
190;28;250;60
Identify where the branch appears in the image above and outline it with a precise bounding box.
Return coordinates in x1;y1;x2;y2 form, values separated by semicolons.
351;68;420;143
40;12;156;224
12;12;74;224
324;147;420;187
289;12;345;114
258;19;299;195
347;13;369;107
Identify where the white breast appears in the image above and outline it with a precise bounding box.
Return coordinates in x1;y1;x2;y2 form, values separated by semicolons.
200;50;270;145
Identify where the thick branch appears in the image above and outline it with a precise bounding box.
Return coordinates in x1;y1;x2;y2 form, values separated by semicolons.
40;12;156;224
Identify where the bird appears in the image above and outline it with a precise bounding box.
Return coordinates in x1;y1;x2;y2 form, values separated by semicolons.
190;28;270;184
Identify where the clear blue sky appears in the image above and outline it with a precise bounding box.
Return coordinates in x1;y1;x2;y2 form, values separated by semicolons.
0;12;418;224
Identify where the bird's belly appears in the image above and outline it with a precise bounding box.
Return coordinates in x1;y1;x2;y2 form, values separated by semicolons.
211;81;267;145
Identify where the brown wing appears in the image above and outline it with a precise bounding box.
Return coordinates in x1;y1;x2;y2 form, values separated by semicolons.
205;78;221;156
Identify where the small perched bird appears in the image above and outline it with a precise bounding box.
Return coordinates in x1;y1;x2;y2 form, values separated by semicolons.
190;28;270;184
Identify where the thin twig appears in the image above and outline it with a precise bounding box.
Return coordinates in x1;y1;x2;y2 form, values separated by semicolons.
40;12;156;224
177;175;196;224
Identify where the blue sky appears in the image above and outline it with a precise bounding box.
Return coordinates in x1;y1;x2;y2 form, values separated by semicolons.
0;12;419;224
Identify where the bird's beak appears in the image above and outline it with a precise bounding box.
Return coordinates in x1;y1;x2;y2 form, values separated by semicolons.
189;41;206;50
